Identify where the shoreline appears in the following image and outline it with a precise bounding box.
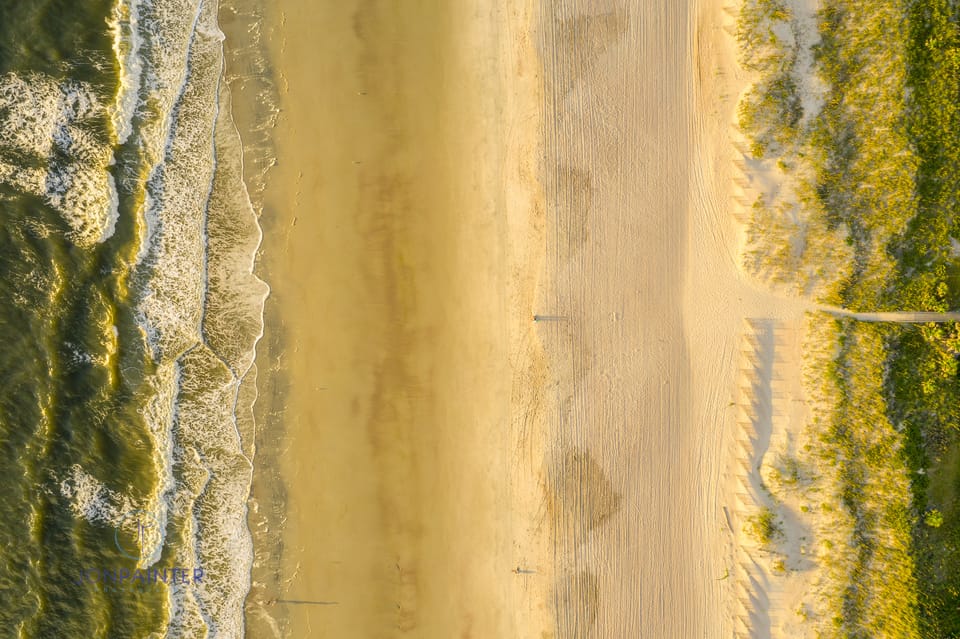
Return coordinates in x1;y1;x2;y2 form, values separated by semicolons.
217;1;286;636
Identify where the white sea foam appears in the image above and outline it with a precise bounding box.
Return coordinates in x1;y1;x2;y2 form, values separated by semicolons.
0;74;119;244
108;0;146;146
127;0;266;635
140;359;181;569
58;464;134;527
59;464;168;567
165;344;253;638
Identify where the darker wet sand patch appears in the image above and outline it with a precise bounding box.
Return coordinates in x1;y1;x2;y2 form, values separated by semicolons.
548;447;621;544
550;7;628;95
556;569;601;637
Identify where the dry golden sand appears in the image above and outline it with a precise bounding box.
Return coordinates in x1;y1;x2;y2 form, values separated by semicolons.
247;1;553;637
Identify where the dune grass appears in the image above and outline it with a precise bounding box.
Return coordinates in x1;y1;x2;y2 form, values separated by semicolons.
737;0;960;635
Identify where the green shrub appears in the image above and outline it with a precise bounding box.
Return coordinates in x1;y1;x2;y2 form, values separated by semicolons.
747;507;783;545
924;509;944;528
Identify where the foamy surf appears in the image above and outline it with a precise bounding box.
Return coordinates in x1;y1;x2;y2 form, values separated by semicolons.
0;0;267;636
0;73;119;245
108;0;145;147
127;0;267;636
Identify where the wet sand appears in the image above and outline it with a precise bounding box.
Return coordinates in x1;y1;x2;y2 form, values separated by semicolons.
247;1;553;637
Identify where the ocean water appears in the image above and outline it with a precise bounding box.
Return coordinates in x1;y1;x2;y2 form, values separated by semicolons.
0;0;268;636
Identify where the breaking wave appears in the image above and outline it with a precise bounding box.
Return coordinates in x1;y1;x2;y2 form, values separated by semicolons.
0;73;119;244
124;0;269;635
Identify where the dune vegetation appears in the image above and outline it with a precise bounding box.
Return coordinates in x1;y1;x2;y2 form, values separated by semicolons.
737;0;960;635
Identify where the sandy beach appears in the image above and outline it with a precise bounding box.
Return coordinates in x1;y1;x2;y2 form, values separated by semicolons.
235;0;809;636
